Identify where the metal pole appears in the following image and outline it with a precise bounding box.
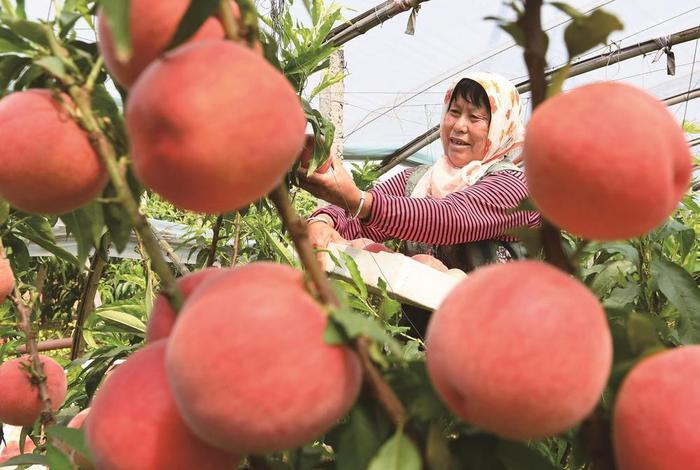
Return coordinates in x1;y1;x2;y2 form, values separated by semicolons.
377;25;700;174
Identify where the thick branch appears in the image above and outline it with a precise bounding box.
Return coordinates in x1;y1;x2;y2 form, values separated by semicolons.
43;25;184;313
522;0;575;274
18;338;73;354
0;240;54;425
206;215;224;267
356;336;408;427
9;292;55;426
269;185;408;429
231;212;241;266
71;249;107;360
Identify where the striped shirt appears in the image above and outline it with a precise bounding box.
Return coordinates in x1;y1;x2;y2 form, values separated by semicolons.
312;168;540;244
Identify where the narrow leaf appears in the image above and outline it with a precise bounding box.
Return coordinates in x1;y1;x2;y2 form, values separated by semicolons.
98;0;131;61
167;0;220;50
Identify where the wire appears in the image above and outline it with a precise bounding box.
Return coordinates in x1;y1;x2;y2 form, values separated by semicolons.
344;0;618;139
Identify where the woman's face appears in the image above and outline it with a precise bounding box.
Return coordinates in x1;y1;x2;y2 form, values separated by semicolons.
440;94;491;167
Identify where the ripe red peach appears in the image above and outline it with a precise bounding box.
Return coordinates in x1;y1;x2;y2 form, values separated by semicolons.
0;437;35;464
146;267;223;342
0;355;67;426
166;262;362;454
524;81;692;240
97;0;238;88
85;341;239;470
0;256;14;303
364;243;394;254
127;40;306;213
613;346;700;470
411;254;449;272
426;260;612;440
0;90;107;214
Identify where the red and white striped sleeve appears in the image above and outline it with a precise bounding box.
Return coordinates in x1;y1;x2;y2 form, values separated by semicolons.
363;170;540;244
311;168;414;241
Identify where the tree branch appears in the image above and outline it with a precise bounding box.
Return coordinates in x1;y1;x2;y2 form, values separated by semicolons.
71;248;107;360
42;25;185;313
206;215;224;267
521;0;576;274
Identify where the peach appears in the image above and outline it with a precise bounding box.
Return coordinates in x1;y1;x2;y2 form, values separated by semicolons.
613;346;700;470
0;437;35;464
364;243;394;254
53;408;94;469
347;238;375;249
426;260;612;440
0;355;67;426
524;81;692;240
411;253;449;272
146;267;223;342
86;341;239;470
298;135;332;174
166;262;362;454
127;40;307;213
98;0;238;88
0;256;14;303
0;90;107;214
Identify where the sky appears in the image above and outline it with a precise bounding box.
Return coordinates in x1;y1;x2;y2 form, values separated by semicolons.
25;0;700;164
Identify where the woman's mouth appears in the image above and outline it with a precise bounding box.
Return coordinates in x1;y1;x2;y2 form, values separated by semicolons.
449;137;470;147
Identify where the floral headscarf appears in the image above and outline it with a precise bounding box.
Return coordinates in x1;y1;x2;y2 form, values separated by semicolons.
411;72;525;199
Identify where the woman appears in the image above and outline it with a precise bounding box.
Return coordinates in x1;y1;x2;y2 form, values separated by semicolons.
299;72;540;273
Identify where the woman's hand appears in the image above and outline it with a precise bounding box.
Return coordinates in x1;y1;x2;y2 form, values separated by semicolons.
298;155;367;216
307;217;346;269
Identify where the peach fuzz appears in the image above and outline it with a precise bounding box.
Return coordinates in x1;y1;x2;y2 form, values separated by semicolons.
0;256;14;303
165;262;362;454
146;267;223;342
613;346;700;470
426;260;612;440
523;81;691;240
126;40;306;213
0;355;67;426
0;90;107;214
85;341;239;470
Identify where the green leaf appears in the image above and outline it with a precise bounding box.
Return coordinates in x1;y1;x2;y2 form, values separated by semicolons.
94;308;147;333
61;202;105;266
335;405;385;470
550;2;584;19
98;0;131;61
167;0;220;50
563;9;623;58
0;198;9;225
45;444;74;470
652;257;700;344
0;26;32;53
325;305;391;346
3;18;50;47
0;453;47;467
426;422;452;470
339;252;368;299
35;55;67;81
14;225;80;267
0;55;30;92
497;441;560;470
625;312;664;355
590;260;635;297
102;184;133;254
546;62;570;99
46;426;94;464
368;429;422;470
602;283;639;310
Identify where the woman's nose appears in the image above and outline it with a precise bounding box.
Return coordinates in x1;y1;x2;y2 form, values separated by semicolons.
454;116;469;133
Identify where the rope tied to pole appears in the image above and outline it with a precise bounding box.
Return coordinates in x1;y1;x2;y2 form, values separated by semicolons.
652;35;676;75
392;0;422;35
